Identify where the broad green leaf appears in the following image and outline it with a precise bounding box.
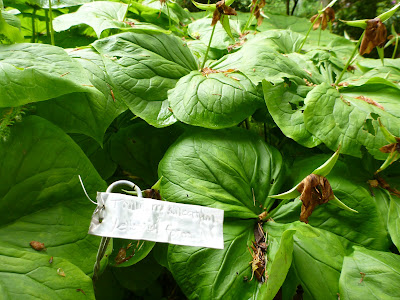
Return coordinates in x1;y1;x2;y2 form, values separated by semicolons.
303;82;400;159
94;267;125;300
92;32;198;127
0;43;95;107
0;116;107;275
70;133;117;180
188;17;240;51
143;0;192;25
290;226;349;300
112;254;163;293
388;194;400;251
35;48;127;144
211;38;316;86
0;10;23;43
169;70;263;129
258;13;341;48
109;122;183;187
159;128;284;218
187;39;226;64
0;246;95;299
53;1;128;38
252;30;306;54
262;80;321;148
339;247;400;300
168;220;295;300
261;224;297;300
11;0;91;9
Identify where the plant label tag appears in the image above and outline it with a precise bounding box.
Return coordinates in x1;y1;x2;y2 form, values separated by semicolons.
88;192;224;249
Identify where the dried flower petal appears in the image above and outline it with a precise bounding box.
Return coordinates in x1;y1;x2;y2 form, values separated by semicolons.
360;18;387;55
310;7;335;31
296;174;334;223
379;137;400;153
212;0;237;26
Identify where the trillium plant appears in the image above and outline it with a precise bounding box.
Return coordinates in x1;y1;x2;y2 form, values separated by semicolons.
1;0;400;299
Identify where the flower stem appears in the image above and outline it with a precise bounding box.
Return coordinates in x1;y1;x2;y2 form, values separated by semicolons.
318;25;322;46
31;7;37;43
392;35;399;59
242;0;259;33
335;31;365;85
48;0;55;45
267;199;290;219
297;11;322;52
201;24;216;70
123;0;132;22
166;2;172;29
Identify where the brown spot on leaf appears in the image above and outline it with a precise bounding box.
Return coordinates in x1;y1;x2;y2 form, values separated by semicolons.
201;67;237;76
359;272;366;283
360;18;387;55
49;256;53;264
356;96;385;110
30;241;46;251
296;174;335;223
76;289;86;295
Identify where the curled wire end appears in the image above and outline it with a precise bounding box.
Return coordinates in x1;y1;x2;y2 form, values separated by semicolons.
78;175;98;205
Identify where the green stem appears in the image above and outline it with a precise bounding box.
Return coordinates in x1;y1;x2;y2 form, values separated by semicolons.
166;2;172;29
242;0;258;33
48;0;55;45
45;9;50;38
297;11;322;53
123;0;132;22
31;8;37;43
318;25;322;46
335;31;364;85
201;24;216;70
245;118;250;130
392;36;399;59
268;199;290;219
204;0;210;18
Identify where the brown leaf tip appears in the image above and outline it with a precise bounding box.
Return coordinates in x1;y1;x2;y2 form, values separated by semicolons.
296;174;334;223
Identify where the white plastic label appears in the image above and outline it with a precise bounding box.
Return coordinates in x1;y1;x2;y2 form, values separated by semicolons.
88;192;224;249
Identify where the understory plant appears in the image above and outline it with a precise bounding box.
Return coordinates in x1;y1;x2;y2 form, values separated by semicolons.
1;0;400;299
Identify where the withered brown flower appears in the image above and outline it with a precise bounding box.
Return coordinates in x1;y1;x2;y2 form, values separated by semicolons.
310;7;335;31
360;18;387;55
251;0;266;27
212;0;237;26
296;174;334;223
